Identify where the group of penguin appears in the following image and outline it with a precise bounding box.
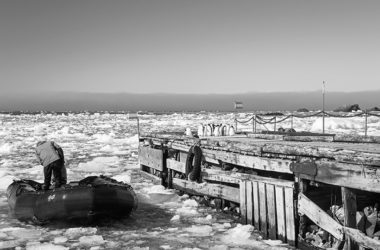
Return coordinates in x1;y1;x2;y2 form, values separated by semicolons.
185;123;236;137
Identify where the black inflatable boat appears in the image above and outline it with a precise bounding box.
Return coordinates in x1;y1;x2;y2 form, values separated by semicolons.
6;176;138;223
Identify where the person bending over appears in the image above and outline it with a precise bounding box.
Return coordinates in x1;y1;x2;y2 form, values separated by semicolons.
35;140;67;190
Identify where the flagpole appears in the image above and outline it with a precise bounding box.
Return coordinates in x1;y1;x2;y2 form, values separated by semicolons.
322;81;325;134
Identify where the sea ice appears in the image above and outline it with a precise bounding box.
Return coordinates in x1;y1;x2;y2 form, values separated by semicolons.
112;172;132;184
262;239;286;246
185;225;213;236
78;235;105;247
26;243;68;250
209;245;229;250
7;228;42;240
183;199;198;208
93;134;114;144
53;236;68;244
0;143;13;154
221;224;254;244
64;227;97;238
0;240;20;249
77;156;120;172
170;215;180;221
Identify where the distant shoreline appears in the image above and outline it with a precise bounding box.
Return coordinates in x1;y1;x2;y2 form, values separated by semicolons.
0;90;379;112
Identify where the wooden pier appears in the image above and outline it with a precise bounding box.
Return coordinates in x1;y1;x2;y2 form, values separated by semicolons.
138;131;380;250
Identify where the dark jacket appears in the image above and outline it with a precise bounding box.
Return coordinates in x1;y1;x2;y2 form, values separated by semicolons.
35;141;64;167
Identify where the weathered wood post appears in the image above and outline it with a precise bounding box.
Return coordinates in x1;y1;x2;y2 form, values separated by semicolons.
298;178;308;240
322;81;326;134
342;187;359;250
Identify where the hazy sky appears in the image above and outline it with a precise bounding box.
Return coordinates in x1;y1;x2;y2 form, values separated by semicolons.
1;0;379;94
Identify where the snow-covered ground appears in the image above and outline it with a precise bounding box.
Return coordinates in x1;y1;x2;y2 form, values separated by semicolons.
0;112;379;250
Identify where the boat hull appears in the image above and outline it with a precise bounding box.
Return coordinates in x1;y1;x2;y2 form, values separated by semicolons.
6;176;138;222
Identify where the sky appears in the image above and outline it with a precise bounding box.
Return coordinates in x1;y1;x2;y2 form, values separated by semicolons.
0;0;379;95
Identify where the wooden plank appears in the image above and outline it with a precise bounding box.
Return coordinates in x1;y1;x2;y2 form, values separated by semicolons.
139;146;164;171
284;135;334;142
253;181;260;229
202;148;292;174
275;185;286;241
341;187;359;250
171;142;292;174
240;181;247;224
202;169;294;188
298;179;308;239
139;170;162;184
266;184;277;239
344;226;380;250
258;182;267;236
301;161;380;193
179;151;188;163
172;178;240;203
285;187;296;245
298;193;344;241
246;181;253;225
168;135;380;166
167;159;186;173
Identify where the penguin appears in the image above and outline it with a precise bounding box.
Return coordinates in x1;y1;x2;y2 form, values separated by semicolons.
205;124;213;136
197;124;204;137
214;124;220;136
185;127;193;137
228;125;235;136
218;124;224;136
225;125;231;136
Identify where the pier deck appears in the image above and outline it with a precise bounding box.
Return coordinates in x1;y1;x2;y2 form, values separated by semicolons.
138;132;380;250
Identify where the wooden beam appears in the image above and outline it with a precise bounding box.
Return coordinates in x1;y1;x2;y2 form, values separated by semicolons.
139;170;162;184
300;161;380;193
344;227;380;250
139;146;164;171
240;181;247;224
266;184;277;239
246;181;253;225
298;193;344;241
259;182;267;236
298;179;308;239
167;159;186;173
171;142;292;174
253;181;260;230
284;187;295;246
341;187;359;250
172;178;240;203
202;169;294;188
275;186;286;242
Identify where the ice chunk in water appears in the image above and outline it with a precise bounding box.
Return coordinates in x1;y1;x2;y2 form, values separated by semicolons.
221;224;254;244
209;246;229;250
183;199;198;207
26;243;68;250
185;225;213;236
112;172;132;184
78;235;105;247
170;215;180;221
54;236;68;244
64;227;97;238
7;228;42;240
0;240;20;249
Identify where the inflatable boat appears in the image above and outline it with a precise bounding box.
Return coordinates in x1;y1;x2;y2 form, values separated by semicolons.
6;176;138;223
